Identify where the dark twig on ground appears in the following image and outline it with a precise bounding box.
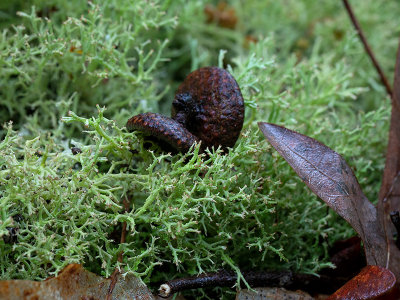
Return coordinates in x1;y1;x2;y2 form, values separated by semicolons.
342;0;392;97
158;269;347;298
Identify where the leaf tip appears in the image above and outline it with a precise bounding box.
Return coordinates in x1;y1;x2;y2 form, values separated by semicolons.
257;122;286;142
257;121;269;129
257;122;273;137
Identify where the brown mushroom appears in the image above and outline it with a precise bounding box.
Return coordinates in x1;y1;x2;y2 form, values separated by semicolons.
126;67;244;153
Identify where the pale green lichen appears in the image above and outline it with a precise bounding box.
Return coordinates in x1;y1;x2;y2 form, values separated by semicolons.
0;0;398;298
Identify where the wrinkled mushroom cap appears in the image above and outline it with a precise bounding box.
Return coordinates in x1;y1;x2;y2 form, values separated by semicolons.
126;113;200;153
172;67;244;150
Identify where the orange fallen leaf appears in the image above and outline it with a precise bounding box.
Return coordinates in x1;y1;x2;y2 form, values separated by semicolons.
327;265;396;300
0;264;154;300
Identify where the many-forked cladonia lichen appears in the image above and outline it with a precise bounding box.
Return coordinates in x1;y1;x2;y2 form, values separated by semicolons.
0;0;398;298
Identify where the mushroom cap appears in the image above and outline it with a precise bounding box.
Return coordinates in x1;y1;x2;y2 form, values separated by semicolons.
172;66;244;150
126;113;200;153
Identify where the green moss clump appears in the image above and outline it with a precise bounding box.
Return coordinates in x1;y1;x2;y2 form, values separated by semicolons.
0;0;398;298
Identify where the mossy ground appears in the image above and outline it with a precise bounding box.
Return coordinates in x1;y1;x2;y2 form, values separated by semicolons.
0;0;399;298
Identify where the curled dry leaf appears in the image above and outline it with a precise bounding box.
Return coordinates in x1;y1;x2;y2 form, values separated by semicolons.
258;122;386;267
0;264;155;300
327;265;396;300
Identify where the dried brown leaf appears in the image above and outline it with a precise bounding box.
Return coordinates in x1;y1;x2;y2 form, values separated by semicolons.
326;265;396;300
0;264;155;300
258;122;386;266
236;287;313;300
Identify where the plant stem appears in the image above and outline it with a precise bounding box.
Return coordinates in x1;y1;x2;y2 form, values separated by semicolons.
106;197;129;300
342;0;392;97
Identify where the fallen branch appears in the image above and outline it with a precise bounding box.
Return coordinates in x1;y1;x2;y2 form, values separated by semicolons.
158;269;346;298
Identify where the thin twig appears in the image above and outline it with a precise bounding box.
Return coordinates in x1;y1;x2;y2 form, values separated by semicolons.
158;269;346;298
158;270;291;298
106;197;130;300
382;171;400;204
342;0;393;97
106;269;120;300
